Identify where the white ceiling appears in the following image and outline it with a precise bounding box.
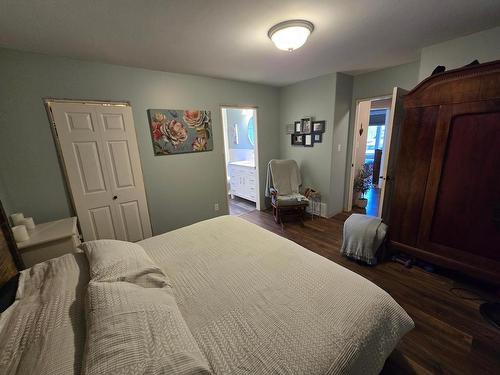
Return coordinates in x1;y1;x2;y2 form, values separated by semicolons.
1;0;499;86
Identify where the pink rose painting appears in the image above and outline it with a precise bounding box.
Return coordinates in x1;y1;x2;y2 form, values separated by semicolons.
183;110;207;130
148;109;212;155
192;136;207;151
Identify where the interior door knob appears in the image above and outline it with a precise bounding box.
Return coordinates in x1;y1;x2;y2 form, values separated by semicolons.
112;195;118;200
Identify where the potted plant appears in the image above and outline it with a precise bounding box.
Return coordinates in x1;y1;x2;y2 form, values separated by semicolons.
353;163;373;209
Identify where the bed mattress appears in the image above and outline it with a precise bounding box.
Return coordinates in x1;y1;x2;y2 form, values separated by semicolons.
0;215;413;374
140;216;414;374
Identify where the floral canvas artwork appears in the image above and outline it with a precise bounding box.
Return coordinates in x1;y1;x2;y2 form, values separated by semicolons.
147;109;213;155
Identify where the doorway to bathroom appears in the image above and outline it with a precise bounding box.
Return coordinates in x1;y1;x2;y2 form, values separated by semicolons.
221;106;260;216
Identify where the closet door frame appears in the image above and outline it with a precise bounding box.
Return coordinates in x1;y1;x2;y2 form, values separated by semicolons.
44;98;153;242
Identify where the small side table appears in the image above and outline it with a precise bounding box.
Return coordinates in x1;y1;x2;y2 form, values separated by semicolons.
16;217;81;267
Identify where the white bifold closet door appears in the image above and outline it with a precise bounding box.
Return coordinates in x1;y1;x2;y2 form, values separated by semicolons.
50;101;152;242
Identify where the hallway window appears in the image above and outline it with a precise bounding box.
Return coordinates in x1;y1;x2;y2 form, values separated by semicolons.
364;109;388;164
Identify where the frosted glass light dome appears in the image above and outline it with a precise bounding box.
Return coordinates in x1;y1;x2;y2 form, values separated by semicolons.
268;20;314;51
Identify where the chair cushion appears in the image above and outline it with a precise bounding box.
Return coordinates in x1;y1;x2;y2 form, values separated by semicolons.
274;193;309;207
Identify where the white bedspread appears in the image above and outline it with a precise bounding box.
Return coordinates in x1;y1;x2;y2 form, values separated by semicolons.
0;215;413;375
140;215;414;375
0;254;88;375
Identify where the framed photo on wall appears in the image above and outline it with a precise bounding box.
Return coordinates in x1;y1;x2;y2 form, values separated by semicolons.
301;117;312;134
291;134;304;146
304;134;313;147
313;133;322;143
294;121;302;134
312;120;325;133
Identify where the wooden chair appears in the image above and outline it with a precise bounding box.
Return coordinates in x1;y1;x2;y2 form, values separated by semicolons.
266;160;309;228
270;191;309;227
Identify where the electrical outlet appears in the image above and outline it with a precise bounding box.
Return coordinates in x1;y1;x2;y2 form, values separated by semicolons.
214;203;219;211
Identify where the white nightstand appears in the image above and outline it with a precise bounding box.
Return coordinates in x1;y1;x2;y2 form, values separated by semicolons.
16;217;81;267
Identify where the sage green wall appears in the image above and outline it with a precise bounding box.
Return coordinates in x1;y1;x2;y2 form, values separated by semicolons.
279;73;336;215
0;48;280;234
0;175;12;215
352;61;420;101
343;61;420;208
329;73;353;215
278;73;354;217
419;26;500;81
3;26;498;230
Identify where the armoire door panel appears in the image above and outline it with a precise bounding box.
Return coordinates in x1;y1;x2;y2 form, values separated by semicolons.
107;141;135;189
89;206;117;240
119;201;144;242
72;142;107;194
389;106;439;245
422;108;500;261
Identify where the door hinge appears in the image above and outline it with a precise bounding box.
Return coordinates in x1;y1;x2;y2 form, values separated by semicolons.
49;107;59;138
52;123;59;138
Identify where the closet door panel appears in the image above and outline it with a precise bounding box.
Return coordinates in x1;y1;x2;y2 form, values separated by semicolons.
118;201;145;243
97;106;152;240
51;104;118;241
73;141;107;194
51;102;152;241
89;206;117;240
107;140;135;189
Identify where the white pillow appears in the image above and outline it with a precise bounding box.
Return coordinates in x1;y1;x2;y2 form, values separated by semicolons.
79;239;171;288
84;281;212;375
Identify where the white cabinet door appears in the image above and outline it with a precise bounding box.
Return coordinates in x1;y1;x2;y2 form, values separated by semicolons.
229;165;240;194
51;102;152;242
228;164;256;202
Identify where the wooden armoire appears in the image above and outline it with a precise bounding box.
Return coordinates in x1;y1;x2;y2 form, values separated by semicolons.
388;60;500;285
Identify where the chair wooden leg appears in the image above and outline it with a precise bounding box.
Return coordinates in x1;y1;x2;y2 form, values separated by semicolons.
273;206;279;224
274;206;284;230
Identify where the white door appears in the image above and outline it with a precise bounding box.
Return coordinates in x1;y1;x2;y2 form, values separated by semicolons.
347;99;371;210
50;101;152;242
378;87;408;218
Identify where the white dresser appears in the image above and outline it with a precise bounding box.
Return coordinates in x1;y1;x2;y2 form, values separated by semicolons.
16;217;81;267
228;161;257;202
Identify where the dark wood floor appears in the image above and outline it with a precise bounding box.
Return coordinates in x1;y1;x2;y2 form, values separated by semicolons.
228;196;256;216
240;210;500;375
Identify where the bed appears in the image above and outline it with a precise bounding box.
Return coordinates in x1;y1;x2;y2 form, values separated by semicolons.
0;215;414;375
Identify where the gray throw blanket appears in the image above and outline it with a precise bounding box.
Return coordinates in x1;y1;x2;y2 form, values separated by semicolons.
341;214;388;265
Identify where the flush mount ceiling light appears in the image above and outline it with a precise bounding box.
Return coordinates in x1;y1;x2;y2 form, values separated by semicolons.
268;19;314;51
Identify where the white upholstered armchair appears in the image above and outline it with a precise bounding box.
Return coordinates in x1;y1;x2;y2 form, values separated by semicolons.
265;159;309;226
